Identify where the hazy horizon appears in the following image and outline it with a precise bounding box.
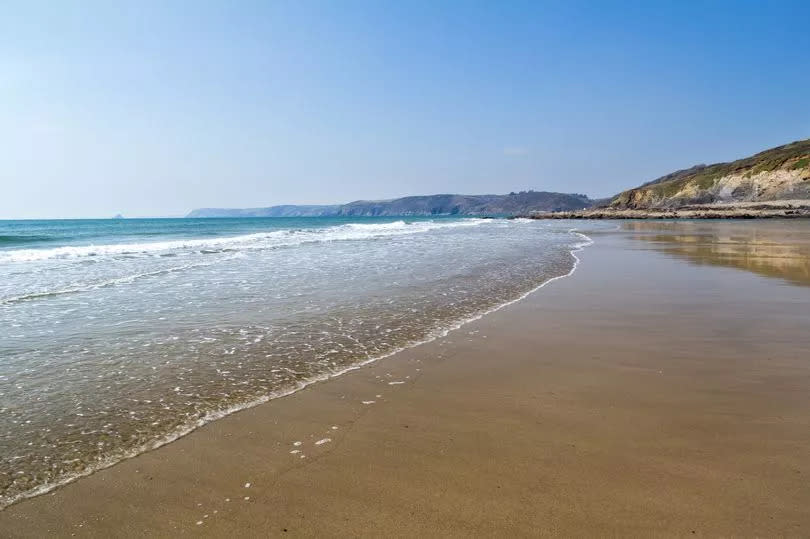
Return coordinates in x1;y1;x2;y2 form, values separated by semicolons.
3;1;809;219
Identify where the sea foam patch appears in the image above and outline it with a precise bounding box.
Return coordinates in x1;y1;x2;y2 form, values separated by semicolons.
0;217;597;510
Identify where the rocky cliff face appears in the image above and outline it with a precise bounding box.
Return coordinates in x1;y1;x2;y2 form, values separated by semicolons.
188;191;593;218
335;192;592;216
610;139;810;209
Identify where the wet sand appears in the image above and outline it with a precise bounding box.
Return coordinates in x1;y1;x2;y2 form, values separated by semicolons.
2;221;809;537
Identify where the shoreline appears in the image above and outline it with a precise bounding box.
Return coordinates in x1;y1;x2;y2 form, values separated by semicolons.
524;199;810;219
0;227;594;513
2;222;809;536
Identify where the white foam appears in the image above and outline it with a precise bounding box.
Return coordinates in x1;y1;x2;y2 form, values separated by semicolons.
0;219;494;263
0;226;593;512
0;259;229;305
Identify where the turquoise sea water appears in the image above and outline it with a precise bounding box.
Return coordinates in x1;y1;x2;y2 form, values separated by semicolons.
0;216;588;508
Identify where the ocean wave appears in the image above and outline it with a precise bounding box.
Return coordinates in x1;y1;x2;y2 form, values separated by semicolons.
0;234;54;246
0;226;592;512
0;259;231;305
0;219;494;263
0;220;495;304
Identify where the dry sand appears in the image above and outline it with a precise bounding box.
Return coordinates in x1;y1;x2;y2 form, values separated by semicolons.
1;222;809;537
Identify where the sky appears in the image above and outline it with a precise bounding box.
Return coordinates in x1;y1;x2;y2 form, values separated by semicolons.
2;0;809;218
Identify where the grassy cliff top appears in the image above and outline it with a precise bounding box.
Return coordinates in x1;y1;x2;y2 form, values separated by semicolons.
611;139;810;208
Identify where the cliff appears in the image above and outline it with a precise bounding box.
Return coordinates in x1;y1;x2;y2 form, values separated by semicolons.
610;139;810;209
187;191;593;218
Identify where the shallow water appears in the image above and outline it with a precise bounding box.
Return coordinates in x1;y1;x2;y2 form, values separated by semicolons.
0;216;591;508
622;220;810;287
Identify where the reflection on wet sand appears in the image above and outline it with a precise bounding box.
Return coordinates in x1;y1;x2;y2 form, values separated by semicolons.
622;220;810;287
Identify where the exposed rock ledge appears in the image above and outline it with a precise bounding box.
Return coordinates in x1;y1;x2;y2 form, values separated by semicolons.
524;200;810;219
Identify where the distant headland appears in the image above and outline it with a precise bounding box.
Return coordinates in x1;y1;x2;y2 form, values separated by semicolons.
187;138;810;220
530;138;810;219
187;191;596;218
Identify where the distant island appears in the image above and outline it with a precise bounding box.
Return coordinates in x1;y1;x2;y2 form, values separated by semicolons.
187;191;595;218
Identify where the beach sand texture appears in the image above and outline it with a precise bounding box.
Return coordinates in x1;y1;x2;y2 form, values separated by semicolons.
1;221;809;537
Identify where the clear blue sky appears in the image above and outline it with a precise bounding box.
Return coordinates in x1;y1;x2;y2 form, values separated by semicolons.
2;0;809;218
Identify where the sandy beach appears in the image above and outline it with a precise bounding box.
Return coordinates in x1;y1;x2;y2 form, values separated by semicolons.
1;221;809;537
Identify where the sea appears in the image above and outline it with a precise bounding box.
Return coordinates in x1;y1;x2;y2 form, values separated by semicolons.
0;216;590;508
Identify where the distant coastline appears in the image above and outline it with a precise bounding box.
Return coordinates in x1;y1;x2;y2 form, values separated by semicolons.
188;138;809;220
186;192;594;218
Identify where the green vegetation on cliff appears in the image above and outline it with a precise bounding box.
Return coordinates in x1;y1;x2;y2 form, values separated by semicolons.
611;139;810;209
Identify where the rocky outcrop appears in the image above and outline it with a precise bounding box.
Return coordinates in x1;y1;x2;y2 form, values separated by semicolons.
610;139;810;209
529;200;810;219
